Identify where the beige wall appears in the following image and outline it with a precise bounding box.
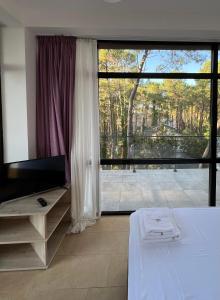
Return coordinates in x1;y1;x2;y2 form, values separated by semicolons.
0;27;37;162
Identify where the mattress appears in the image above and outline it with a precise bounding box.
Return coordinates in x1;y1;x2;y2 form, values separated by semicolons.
128;208;220;300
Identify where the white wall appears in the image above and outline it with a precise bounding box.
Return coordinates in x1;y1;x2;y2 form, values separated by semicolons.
0;27;29;162
25;28;36;159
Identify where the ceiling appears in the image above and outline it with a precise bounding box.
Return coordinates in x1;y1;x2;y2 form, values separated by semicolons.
1;0;220;40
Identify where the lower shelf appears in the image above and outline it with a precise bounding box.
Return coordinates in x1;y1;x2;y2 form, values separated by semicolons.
0;244;46;271
47;221;70;266
0;218;44;244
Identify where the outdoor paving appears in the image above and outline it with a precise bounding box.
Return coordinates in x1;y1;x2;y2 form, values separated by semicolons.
100;168;220;211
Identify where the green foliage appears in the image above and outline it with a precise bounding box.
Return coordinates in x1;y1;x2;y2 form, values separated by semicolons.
98;49;217;161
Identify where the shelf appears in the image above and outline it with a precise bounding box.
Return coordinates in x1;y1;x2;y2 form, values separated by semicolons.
0;218;44;244
47;204;70;240
0;187;70;271
0;244;46;271
47;221;70;266
0;188;68;217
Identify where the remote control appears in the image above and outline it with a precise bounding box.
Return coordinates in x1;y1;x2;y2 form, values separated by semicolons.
37;198;48;207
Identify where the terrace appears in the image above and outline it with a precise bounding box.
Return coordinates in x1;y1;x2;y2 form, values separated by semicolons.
100;167;220;211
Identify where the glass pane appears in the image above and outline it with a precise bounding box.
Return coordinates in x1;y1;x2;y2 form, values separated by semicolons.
101;164;209;211
217;167;220;206
99;79;210;159
218;50;220;73
99;49;211;73
217;81;220;157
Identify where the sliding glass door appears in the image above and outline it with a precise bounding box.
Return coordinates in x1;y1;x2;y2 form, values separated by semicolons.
98;42;219;212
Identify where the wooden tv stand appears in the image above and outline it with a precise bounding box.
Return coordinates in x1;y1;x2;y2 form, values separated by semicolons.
0;187;71;271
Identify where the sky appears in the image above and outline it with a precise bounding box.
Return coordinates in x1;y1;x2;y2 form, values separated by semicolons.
137;50;211;73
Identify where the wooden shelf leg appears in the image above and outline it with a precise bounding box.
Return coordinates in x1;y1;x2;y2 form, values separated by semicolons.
31;242;47;265
30;215;46;239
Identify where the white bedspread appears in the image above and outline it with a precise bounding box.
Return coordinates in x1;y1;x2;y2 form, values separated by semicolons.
128;208;220;300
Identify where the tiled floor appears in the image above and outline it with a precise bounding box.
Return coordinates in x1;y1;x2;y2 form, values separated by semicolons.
0;216;129;300
101;168;220;211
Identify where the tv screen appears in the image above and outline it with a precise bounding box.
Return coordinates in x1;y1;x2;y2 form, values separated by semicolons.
0;156;66;204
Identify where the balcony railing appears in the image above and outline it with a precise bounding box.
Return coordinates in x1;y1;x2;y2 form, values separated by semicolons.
100;135;212;160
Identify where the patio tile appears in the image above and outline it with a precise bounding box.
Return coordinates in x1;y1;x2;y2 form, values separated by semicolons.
141;190;155;201
158;181;182;190
168;200;195;208
151;190;168;202
101;200;119;211
101;182;123;192
163;190;191;202
120;183;141;193
195;200;209;207
177;181;208;191
122;176;137;183
119;200;149;211
100;169;210;211
102;192;121;201
184;190;208;202
120;191;143;202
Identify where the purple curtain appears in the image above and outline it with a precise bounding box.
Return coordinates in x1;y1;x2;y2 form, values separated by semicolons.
36;36;76;182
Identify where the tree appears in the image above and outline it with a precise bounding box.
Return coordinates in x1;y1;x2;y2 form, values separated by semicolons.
127;50;149;157
99;48;210;164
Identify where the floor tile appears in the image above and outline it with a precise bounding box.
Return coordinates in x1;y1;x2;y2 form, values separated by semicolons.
86;287;127;300
107;255;128;286
86;217;129;233
0;217;130;300
30;254;111;292
23;288;87;300
0;270;40;299
0;294;11;300
58;231;129;256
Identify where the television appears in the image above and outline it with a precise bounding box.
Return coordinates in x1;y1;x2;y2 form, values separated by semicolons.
0;155;66;204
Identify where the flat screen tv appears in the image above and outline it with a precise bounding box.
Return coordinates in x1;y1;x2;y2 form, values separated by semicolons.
0;155;66;204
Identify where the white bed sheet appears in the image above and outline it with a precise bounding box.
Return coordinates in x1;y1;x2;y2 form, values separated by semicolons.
128;208;220;300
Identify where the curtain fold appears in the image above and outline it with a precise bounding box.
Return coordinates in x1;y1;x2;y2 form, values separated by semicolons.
36;36;76;182
70;39;100;233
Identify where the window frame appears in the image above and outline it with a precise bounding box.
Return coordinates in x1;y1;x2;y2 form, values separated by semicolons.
98;41;220;209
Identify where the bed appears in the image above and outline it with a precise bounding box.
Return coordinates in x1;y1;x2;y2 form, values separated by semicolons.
128;207;220;300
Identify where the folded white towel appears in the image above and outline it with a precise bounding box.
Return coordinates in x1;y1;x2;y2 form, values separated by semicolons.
138;208;181;242
143;216;174;234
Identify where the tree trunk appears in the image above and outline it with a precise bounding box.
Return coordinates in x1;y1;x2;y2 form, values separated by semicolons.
198;102;205;134
152;100;157;127
141;116;145;134
127;50;149;158
200;119;220;168
190;106;193;131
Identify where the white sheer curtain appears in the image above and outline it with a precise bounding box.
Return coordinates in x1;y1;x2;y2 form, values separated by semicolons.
70;39;100;233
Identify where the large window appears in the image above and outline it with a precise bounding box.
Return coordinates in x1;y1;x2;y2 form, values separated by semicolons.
98;42;219;212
